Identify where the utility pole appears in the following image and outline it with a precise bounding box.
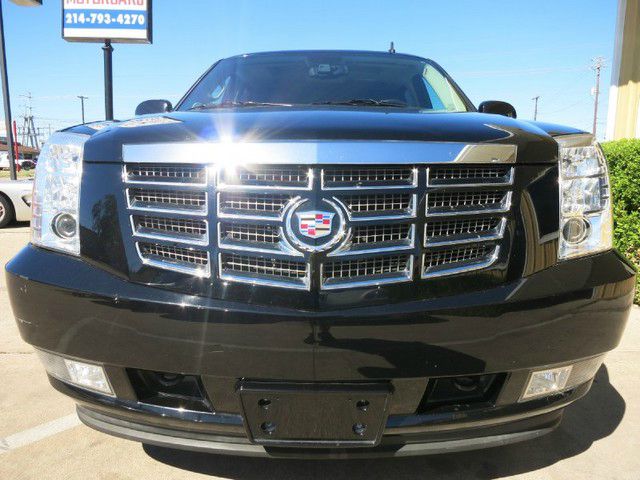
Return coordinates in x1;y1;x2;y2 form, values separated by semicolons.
19;91;39;150
532;95;540;121
591;57;606;138
77;95;88;124
103;40;114;120
0;1;17;180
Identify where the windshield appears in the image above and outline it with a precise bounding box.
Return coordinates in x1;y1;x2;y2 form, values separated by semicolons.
178;52;469;112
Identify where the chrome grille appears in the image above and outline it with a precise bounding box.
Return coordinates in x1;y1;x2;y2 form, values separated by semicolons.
133;216;208;244
220;253;309;289
323;167;415;189
424;217;505;247
352;224;412;245
219;192;293;218
427;190;510;215
323;254;412;288
429;166;512;186
126;164;207;185
340;193;414;219
138;243;210;276
425;218;499;238
123;143;516;286
219;166;310;189
422;245;496;278
220;223;280;244
128;188;207;213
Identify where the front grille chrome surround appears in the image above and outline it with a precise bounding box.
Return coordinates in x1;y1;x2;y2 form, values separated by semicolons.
123;142;517;287
219;253;310;290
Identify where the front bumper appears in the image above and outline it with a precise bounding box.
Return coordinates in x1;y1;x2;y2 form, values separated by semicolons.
5;245;636;457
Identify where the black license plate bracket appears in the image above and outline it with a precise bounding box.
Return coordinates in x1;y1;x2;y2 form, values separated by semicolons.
238;381;391;447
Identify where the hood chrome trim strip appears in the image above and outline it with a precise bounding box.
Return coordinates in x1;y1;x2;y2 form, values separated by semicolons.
123;142;517;165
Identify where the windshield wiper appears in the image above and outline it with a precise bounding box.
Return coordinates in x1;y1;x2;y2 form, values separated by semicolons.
311;98;408;108
188;101;293;110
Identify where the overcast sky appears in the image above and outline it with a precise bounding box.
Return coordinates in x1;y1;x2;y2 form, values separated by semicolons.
1;0;617;140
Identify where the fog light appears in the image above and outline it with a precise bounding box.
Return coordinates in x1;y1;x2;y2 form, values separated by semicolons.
562;217;590;244
51;213;77;239
36;350;113;396
521;366;572;401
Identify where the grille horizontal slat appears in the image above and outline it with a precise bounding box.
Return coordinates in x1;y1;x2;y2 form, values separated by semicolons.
220;223;280;244
323;167;415;189
426;190;510;216
220;166;310;189
422;244;497;278
425;217;504;247
133;215;208;243
351;224;412;245
219;192;293;218
323;254;412;288
220;253;309;288
126;164;207;185
128;188;207;213
138;242;210;276
341;193;414;219
428;166;512;186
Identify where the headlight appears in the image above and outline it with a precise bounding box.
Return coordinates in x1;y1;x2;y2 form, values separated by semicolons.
31;132;88;255
557;134;613;260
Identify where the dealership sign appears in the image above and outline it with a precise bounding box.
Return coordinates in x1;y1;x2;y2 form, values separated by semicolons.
62;0;152;43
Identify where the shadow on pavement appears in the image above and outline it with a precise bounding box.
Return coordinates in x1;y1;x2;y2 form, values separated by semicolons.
2;221;30;230
143;365;624;479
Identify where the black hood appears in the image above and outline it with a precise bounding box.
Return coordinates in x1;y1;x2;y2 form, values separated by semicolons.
79;108;561;164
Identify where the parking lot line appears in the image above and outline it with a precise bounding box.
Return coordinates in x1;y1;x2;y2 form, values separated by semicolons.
0;414;80;454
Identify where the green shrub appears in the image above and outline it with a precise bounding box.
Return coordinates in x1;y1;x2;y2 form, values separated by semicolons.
601;139;640;304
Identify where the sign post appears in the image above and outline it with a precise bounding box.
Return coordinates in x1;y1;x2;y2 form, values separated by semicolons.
62;0;152;121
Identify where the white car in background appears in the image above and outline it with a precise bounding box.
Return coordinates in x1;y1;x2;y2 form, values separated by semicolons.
0;152;36;171
0;178;32;228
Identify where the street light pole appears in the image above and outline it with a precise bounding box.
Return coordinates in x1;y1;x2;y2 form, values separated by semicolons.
77;95;88;124
0;0;17;180
532;95;540;121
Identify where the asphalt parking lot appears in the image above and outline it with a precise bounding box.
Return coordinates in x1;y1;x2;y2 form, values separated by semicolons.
1;223;639;480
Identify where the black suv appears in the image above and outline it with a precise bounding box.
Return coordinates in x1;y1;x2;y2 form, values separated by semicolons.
6;51;635;458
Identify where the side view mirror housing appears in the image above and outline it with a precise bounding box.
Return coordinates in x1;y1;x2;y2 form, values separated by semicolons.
478;101;517;118
135;99;173;116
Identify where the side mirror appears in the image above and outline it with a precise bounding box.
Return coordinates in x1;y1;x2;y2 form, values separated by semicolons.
135;99;173;116
478;101;517;119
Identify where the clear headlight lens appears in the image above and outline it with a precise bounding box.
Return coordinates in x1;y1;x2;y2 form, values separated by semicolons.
31;132;88;255
558;135;613;260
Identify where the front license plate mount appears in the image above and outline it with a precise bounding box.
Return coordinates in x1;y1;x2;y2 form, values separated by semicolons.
238;381;392;447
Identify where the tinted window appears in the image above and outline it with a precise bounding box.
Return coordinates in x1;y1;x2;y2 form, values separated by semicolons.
179;52;468;112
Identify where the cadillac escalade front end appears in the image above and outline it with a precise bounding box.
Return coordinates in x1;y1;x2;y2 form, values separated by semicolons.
5;51;636;458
